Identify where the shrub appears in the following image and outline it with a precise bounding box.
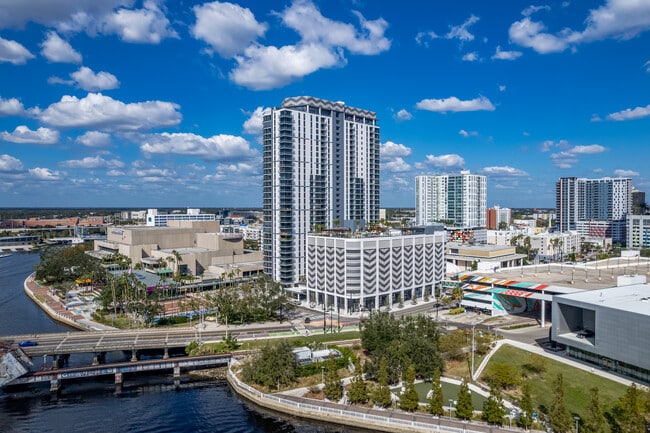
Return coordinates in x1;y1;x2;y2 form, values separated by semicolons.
448;307;465;315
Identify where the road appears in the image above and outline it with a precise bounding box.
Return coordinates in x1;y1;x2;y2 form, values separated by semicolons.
3;323;294;356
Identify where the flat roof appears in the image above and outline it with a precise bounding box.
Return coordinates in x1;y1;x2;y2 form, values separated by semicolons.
467;257;650;291
556;283;650;316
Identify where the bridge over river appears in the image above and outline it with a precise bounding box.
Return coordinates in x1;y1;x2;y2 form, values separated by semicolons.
2;323;292;357
8;353;232;392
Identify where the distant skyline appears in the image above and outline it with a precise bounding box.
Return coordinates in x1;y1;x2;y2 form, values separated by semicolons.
0;0;649;209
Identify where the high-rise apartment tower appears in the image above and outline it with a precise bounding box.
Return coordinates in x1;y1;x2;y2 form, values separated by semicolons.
262;96;380;285
556;176;632;243
415;171;487;228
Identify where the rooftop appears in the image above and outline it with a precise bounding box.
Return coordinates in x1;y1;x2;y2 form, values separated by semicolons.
556;283;650;316
465;257;650;291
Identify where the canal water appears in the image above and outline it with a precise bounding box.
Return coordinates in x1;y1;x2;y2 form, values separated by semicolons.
0;252;364;433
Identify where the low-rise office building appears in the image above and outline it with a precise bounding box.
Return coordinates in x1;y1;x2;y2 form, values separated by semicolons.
305;227;446;313
552;277;650;382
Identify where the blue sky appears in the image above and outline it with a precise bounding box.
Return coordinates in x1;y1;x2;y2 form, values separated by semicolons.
0;0;649;209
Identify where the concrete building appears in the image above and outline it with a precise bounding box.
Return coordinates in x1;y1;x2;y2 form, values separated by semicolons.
486;228;534;246
529;231;582;261
93;220;261;277
556;177;632;244
262;96;380;286
415;170;486;228
305;227;445;312
445;243;526;274
627;214;650;249
146;208;216;227
552;277;650;382
486;206;511;230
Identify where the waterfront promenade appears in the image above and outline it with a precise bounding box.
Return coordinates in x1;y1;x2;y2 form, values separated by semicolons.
23;273;114;331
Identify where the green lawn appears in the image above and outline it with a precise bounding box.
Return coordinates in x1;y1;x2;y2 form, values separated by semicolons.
481;344;628;416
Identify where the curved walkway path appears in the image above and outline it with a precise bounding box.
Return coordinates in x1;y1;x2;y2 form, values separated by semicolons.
473;338;638;387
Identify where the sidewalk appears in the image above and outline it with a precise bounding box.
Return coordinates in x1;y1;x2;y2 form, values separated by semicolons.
473;338;638;387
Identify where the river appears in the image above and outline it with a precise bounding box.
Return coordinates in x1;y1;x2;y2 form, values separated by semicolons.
0;252;359;433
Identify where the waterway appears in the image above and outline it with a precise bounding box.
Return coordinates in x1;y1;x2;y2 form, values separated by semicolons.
0;252;361;433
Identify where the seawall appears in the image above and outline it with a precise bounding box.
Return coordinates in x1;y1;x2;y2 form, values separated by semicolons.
226;364;510;433
23;274;90;331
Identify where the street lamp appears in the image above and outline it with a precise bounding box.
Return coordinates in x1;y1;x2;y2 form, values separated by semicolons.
574;415;580;433
321;365;325;384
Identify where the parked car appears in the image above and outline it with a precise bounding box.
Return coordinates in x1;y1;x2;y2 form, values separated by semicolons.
303;317;311;324
18;340;38;347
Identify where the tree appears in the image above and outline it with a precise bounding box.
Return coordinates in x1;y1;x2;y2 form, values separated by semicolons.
347;358;369;404
451;285;464;307
323;355;343;401
498;221;508;231
609;383;648;433
484;363;520;390
582;387;606;433
455;379;473;420
482;384;506;425
428;368;444;417
548;373;572;433
517;380;534;429
399;365;419;412
371;357;392;408
241;340;296;390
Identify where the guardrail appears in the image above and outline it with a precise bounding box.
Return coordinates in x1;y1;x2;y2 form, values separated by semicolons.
227;366;513;433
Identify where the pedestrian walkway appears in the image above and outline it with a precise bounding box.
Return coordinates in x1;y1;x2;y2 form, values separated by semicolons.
473;338;639;387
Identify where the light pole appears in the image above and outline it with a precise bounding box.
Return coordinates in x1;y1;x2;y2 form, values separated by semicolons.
321;365;325;384
471;324;475;380
574;415;580;433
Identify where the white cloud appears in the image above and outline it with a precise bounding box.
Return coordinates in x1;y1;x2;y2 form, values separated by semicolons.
415;31;438;47
571;144;606;154
510;1;650;54
491;45;522;60
606;104;650;121
459;129;478;138
420;154;465;168
580;0;650;42
509;17;572;54
383;157;410;173
230;42;341;90
0;97;25;116
226;0;390;90
480;166;528;176
645;60;650;72
0;126;59;144
279;0;391;56
40;31;82;63
75;131;112;147
29;167;62;181
204;162;259;181
191;1;267;58
0;1;128;29
40;93;181;131
0;154;24;172
446;15;480;41
71;66;119;91
540;139;569;152
499;85;507;92
140;132;258;161
416;95;495;113
0;36;35;64
522;5;551;17
393;109;412;121
380;141;411;158
107;169;125;176
242;106;264;134
614;169;639;177
462;51;479;62
548;142;606;168
61;155;124;169
101;1;178;44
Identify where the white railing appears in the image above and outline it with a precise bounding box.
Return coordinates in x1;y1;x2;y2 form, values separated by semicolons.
227;368;495;433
